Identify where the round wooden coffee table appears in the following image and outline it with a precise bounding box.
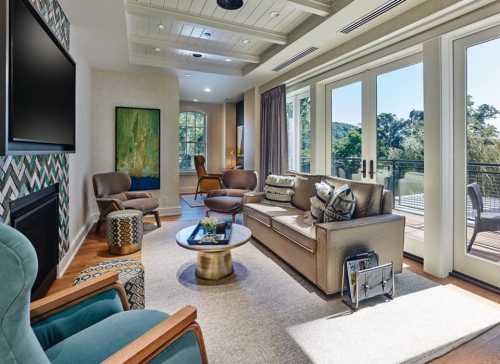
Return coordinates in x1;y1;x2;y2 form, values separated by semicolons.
176;224;251;280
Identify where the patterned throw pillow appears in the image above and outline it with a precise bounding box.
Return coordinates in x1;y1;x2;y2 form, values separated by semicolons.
309;181;335;224
323;184;356;222
264;175;295;205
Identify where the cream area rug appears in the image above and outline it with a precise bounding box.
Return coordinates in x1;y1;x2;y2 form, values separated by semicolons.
180;194;206;208
142;219;500;364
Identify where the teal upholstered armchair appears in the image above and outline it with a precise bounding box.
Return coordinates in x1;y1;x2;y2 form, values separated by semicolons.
0;224;208;364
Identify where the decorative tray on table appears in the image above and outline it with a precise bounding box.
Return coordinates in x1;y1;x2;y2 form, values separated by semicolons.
187;222;232;245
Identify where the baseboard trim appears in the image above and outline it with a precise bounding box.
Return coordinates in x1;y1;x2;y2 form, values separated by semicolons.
158;205;181;216
450;270;500;294
57;213;98;278
179;186;197;194
403;251;424;264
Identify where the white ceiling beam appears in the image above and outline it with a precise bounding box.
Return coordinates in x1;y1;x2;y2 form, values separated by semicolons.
129;34;260;64
287;0;331;17
129;53;243;76
126;2;288;45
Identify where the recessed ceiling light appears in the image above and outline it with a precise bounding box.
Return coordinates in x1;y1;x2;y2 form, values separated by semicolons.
204;88;211;93
202;31;212;39
157;24;165;31
270;11;280;18
217;0;243;10
242;39;250;45
225;58;232;62
185;74;192;78
193;99;199;102
192;53;203;58
154;47;161;52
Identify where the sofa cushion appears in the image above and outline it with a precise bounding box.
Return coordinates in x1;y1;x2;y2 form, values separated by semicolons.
310;181;335;223
244;203;302;227
264;175;295;203
324;177;384;218
45;310;203;364
122;197;159;211
323;185;356;222
271;215;317;253
291;174;323;211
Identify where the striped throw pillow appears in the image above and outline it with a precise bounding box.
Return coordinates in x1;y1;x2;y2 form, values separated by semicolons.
309;181;335;223
264;175;295;204
323;184;356;222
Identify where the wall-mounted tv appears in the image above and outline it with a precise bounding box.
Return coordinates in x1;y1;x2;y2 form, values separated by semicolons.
1;0;76;153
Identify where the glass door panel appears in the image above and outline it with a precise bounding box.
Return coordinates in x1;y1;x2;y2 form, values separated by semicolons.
454;28;500;288
376;62;424;257
287;92;311;172
329;81;363;180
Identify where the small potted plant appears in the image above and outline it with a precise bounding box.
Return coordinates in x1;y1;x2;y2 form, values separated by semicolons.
200;216;218;235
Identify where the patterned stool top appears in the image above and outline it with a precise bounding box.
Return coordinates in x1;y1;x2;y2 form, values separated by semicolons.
107;209;143;220
73;259;145;310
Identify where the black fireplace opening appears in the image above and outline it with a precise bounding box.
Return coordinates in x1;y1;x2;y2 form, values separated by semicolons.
10;184;59;301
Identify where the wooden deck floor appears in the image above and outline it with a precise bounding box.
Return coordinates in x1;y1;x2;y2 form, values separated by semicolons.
49;199;500;363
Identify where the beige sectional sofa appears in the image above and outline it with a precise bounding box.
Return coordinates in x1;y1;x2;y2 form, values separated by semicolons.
242;173;405;295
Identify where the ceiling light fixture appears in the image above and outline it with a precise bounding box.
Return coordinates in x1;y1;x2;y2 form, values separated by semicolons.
242;39;250;45
225;58;232;62
216;0;243;10
202;31;212;38
154;47;161;52
185;74;192;78
270;11;280;18
157;24;165;31
192;53;203;58
193;99;199;102
204;88;211;93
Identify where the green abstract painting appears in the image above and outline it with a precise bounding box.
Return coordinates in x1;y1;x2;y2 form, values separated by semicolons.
116;107;160;191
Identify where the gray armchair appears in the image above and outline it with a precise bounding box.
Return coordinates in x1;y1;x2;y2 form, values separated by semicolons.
93;172;161;232
467;182;500;251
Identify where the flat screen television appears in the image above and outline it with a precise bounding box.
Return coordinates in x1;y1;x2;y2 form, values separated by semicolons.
8;0;75;151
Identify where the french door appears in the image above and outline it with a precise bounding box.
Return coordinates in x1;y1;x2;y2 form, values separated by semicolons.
453;26;500;288
325;55;425;258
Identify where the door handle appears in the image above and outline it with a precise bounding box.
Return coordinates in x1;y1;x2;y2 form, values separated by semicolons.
361;159;367;179
369;160;375;179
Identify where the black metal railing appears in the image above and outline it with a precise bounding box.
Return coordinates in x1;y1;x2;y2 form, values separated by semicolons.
333;158;500;215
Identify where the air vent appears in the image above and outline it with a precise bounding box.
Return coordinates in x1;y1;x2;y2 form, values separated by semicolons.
273;47;319;72
339;0;407;34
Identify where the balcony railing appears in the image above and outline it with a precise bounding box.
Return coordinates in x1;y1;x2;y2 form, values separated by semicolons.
334;158;500;216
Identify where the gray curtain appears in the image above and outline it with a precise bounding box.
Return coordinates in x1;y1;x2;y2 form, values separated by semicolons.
259;85;288;190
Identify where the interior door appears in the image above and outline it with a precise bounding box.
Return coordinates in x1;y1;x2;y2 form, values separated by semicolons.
453;26;500;288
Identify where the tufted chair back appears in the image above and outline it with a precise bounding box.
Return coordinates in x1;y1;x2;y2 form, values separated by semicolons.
0;224;50;363
222;170;257;190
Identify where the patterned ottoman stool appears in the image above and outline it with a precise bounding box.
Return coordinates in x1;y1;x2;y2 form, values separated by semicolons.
106;209;143;255
73;259;145;309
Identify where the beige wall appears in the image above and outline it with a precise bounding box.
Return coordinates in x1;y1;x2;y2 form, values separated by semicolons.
91;69;181;214
224;102;237;169
243;88;261;181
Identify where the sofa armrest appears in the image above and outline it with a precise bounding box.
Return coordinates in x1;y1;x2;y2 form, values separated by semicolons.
30;272;128;322
315;214;405;295
102;306;208;364
243;192;266;204
316;214;404;232
125;191;153;199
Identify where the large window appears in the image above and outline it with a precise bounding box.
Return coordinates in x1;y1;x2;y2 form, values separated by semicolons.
179;111;207;172
287;91;311;172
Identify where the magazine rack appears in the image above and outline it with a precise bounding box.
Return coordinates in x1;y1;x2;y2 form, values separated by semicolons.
341;252;395;310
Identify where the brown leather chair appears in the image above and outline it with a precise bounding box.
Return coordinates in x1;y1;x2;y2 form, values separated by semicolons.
194;155;223;200
204;169;258;222
93;172;161;232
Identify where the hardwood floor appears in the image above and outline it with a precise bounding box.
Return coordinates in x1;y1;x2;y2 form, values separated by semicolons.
49;199;500;363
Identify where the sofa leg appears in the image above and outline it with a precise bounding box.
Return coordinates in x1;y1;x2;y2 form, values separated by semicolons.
153;211;162;228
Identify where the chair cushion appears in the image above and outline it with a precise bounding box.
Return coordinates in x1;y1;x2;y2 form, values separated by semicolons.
292;174;323;211
122;198;159;211
204;196;242;213
45;310;202;364
271;215;317;253
324;176;383;218
244;203;302;227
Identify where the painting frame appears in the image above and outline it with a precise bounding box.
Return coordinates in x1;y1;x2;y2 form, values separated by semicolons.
115;106;161;191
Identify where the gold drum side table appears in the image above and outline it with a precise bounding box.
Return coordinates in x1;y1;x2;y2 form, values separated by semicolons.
106;209;144;255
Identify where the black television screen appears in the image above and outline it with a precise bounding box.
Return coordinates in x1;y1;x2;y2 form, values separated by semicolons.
9;0;75;148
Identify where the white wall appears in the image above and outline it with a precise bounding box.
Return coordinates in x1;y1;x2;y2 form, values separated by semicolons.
91;70;181;214
59;26;95;276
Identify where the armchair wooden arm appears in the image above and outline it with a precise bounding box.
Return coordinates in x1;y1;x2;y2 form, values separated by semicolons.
30;272;129;323
102;305;208;364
